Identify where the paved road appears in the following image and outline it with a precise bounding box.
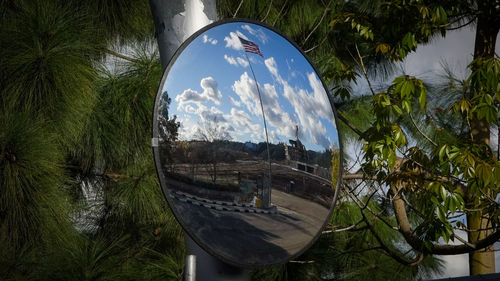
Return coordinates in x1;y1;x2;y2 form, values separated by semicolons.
170;188;331;267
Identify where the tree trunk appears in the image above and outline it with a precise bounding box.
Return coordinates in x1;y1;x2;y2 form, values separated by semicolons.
467;2;499;274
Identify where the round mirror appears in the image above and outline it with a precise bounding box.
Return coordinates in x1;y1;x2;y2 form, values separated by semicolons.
153;19;342;267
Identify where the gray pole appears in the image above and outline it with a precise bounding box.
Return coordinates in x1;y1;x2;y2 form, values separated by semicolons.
149;0;217;70
185;255;196;281
148;1;249;280
241;51;272;209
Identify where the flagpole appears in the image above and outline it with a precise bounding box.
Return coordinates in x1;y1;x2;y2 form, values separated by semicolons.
242;51;272;209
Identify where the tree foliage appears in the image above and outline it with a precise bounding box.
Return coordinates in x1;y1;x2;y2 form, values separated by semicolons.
219;0;499;278
1;1;183;280
1;0;498;280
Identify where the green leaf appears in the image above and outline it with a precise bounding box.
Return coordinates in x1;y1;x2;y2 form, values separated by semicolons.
449;195;456;212
436;206;446;222
439;145;447;161
402;99;411;113
418;89;427;110
440;186;447;201
392;105;403;115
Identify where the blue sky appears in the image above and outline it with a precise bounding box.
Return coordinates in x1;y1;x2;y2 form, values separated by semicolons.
161;22;339;152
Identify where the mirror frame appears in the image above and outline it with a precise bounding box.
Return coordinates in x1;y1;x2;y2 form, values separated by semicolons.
152;18;343;268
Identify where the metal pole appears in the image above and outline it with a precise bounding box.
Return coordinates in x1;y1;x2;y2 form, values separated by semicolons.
149;0;217;70
185;235;249;281
185;255;196;281
242;51;272;209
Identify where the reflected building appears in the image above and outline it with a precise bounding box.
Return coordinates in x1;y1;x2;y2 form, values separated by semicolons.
284;125;308;163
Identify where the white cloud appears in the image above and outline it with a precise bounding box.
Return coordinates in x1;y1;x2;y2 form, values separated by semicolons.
200;77;222;103
224;54;249;67
265;57;279;78
236;57;249;67
175;77;222;110
241;24;268;44
183;104;197;114
178;105;234;141
230;108;252;128
231;72;262;117
175;88;208;105
228;108;263;140
264;56;336;149
202;34;217;45
229;96;241;107
231;72;296;140
224;31;248;50
224;54;238;66
307;72;333;120
177;114;199;141
199;106;226;123
177;102;207;116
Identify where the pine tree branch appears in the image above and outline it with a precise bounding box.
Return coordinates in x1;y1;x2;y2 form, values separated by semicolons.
354;43;376;96
342;173;377;180
232;0;244;18
304;35;328;53
260;0;273;22
334;246;383;255
336;112;365;137
343;184;398;231
445;16;476;30
302;1;331;45
272;0;288;26
453;233;476;248
322;220;367;234
104;49;140;63
408;112;437;146
361;210;425;266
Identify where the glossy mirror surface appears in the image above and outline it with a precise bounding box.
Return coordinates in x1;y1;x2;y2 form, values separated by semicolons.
153;20;341;267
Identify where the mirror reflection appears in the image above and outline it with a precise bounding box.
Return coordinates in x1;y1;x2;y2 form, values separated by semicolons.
154;21;340;267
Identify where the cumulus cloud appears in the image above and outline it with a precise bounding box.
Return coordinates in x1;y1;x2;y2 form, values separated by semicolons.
177;104;234;141
241;24;268;44
265;57;279;79
228;108;263;140
229;96;241;107
307;72;333;120
224;54;238;66
224;31;248;50
231;72;295;139
199;106;226;123
236;57;249;67
264;57;335;149
200;77;222;103
175;76;222;109
202;34;217;45
231;72;262;116
175;88;208;105
224;54;249;67
183;104;197;114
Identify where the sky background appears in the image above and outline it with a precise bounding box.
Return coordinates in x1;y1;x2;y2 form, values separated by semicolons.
161;22;339;153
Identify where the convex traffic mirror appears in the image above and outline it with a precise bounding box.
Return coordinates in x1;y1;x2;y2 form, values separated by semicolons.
152;19;342;267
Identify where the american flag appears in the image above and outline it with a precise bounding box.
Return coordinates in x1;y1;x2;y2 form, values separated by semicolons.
238;36;263;57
